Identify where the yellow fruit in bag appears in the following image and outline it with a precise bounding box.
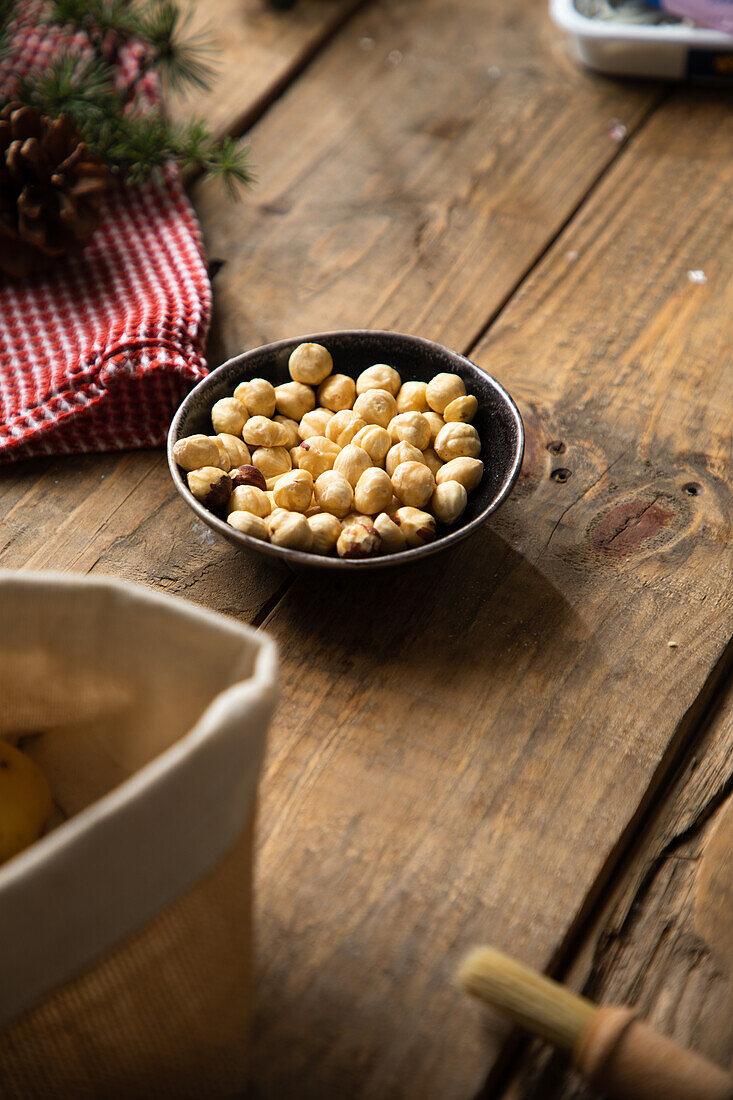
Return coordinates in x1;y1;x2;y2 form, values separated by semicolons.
0;740;53;864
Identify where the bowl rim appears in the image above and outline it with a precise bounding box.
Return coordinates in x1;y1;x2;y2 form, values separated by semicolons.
167;329;524;571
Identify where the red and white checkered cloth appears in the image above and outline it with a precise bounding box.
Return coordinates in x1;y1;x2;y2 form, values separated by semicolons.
0;4;211;464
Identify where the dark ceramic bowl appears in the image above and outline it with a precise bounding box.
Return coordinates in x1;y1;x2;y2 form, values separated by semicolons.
167;330;524;571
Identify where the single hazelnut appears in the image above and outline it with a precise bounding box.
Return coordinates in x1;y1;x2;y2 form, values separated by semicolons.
275;381;316;420
373;511;407;553
337;521;381;559
252;445;292;480
340;511;374;530
211;397;247;436
436;457;484;492
356;363;401;397
187;467;232;509
354;467;393;515
388;412;431;451
317;373;356;412
173;434;220;472
308;512;342;553
326;410;367;448
268;510;314;551
391;460;435;509
314;471;354;518
295;436;341;479
300;407;334;439
424;411;445;444
333;443;372;488
385;440;426;477
242;378;276;418
352;424;391;465
273;416;301;449
243;416;290;448
230;464;267;491
393;506;437;548
434;422;481;461
228;484;271;518
353;388;397;428
426;373;466;414
431;480;468;525
216;433;250;469
396;380;429;413
273;469;314;513
422;448;444;478
443;394;478;423
288;342;333;385
227;511;269;540
232;381;250;407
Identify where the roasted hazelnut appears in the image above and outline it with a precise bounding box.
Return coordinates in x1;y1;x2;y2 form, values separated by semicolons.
252;445;291;480
326;410;367;448
227;484;271;517
352;424;391;465
243;416;290;448
426;373;466;414
340;511;374;530
273;416;301;449
299;407;334;439
211;397;247;436
391;460;435;508
424;411;445;444
443;394;478;423
269;510;314;551
373;511;407;553
275;381;315;420
356;363;401;397
295;436;341;479
173;434;221;472
333;443;372;488
241;378;276;418
317;373;356;412
393;506;436;548
431;481;467;524
353;388;397;428
273;469;314;513
337;521;381;559
288;342;333;385
422;448;444;478
216;433;250;469
230;464;267;491
354;467;393;514
232;381;250;407
396;380;429;413
314;471;354;517
308;512;342;553
385;441;425;477
435;456;484;492
388;412;431;451
187;467;232;509
434;422;481;461
227;511;269;540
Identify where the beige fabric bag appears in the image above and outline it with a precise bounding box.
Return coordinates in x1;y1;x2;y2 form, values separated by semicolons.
0;572;277;1099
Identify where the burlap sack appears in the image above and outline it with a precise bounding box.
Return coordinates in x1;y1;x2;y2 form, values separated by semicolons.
0;572;277;1099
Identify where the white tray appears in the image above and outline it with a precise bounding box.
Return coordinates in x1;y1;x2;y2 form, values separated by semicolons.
551;0;733;78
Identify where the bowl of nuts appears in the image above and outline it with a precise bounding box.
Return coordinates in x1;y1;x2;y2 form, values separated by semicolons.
167;330;524;569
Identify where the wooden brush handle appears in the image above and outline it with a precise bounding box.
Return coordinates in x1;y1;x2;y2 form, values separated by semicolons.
575;1006;733;1100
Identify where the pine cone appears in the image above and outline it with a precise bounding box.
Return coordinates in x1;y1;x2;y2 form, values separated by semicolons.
0;103;109;279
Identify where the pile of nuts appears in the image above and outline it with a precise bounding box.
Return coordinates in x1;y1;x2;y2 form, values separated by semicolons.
173;343;485;558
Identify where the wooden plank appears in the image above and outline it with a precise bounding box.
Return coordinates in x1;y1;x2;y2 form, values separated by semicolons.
193;0;661;364
500;665;733;1100
245;89;733;1097
167;0;366;138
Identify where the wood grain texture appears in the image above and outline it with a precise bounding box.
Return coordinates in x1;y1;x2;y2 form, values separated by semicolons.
247;89;733;1098
193;0;660;364
501;664;733;1100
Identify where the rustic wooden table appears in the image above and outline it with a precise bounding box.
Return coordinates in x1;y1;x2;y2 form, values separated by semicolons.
2;2;732;1097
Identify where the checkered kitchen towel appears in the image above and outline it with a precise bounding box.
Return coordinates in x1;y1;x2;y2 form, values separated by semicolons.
0;4;211;464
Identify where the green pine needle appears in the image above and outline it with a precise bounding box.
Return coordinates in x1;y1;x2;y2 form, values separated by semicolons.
18;53;120;128
141;1;217;93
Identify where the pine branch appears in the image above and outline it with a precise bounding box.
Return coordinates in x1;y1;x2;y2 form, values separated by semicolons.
17;53;121;128
140;1;217;93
